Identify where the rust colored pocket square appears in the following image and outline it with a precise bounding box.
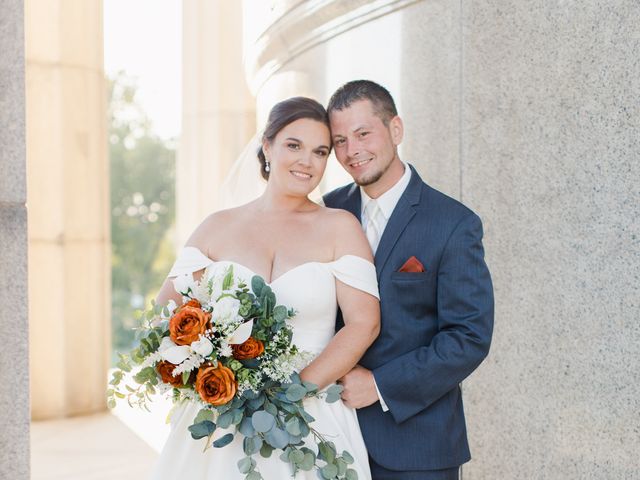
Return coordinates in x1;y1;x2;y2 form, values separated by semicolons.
398;256;425;273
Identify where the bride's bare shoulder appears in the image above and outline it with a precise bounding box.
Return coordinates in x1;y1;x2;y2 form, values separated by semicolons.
317;206;371;259
318;206;360;231
185;205;252;250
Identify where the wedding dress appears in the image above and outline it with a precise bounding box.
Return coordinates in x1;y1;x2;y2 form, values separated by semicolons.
150;246;378;480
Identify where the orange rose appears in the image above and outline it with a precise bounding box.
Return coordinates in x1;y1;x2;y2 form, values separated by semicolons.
169;303;211;346
195;363;237;406
232;337;264;360
156;360;185;387
176;299;201;311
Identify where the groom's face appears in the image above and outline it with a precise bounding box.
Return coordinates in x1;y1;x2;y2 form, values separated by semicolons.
329;99;402;188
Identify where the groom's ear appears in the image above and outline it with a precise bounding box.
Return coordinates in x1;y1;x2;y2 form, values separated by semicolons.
389;115;404;146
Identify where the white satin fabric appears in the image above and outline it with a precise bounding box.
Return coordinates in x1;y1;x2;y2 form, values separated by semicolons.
150;247;378;480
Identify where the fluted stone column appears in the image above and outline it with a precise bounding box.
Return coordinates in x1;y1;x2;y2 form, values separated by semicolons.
177;0;255;246
26;0;110;419
0;0;29;477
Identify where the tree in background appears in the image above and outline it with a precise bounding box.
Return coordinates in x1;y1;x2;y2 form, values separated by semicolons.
109;72;176;360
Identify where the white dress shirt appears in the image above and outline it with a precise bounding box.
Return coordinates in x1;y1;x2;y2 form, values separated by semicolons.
360;162;412;412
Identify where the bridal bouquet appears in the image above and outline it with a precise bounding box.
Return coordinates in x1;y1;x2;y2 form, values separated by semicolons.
108;266;358;480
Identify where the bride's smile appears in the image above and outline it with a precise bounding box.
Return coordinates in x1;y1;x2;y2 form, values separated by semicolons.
262;117;330;197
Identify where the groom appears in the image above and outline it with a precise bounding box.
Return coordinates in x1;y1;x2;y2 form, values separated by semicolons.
323;80;494;479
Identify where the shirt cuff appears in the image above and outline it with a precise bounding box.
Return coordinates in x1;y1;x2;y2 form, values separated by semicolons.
373;376;389;412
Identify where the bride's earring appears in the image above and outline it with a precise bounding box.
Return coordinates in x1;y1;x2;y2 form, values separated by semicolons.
265;159;271;173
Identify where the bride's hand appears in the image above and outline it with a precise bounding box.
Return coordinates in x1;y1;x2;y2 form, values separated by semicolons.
337;365;379;409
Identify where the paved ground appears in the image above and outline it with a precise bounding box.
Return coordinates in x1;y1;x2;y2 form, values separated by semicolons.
31;396;173;480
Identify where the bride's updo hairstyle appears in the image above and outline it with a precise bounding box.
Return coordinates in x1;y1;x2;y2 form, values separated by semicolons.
257;96;330;180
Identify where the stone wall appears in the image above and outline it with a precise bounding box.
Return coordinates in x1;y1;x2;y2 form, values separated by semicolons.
402;1;640;478
0;0;30;477
246;0;640;477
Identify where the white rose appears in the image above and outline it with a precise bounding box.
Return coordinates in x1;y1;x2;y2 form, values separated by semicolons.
172;274;196;297
212;297;242;324
190;335;214;357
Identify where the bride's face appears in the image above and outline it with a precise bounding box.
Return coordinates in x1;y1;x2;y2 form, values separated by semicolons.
263;118;331;197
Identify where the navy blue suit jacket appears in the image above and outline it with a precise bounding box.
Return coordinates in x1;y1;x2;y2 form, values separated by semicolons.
323;165;494;471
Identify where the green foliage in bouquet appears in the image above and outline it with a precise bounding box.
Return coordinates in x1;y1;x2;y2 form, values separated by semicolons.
107;267;358;480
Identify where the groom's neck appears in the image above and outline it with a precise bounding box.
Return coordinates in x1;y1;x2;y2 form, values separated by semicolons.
362;157;405;199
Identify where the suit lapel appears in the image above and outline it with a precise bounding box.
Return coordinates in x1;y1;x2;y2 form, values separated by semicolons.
342;183;362;223
374;165;423;274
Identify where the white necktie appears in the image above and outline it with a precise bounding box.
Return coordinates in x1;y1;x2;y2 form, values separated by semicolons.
364;200;382;253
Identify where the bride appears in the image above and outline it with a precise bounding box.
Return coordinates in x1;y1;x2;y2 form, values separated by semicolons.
150;97;380;479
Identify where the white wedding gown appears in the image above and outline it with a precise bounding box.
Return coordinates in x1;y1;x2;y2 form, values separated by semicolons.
150;247;378;480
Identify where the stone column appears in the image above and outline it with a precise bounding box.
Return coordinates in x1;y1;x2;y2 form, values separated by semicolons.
177;0;255;247
460;2;640;478
0;0;29;477
26;0;110;419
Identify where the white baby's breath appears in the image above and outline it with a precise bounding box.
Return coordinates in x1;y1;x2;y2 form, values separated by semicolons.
172;353;205;376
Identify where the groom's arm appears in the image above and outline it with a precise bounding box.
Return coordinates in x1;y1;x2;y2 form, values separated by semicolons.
373;213;494;424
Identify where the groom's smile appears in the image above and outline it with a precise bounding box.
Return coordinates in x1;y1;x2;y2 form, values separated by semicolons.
329;99;404;195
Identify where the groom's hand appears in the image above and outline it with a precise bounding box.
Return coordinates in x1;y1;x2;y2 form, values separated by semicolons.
338;365;378;409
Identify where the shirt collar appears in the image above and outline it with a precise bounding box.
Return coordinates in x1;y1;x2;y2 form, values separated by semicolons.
360;161;412;220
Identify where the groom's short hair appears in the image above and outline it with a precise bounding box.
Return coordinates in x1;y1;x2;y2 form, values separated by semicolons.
327;80;398;125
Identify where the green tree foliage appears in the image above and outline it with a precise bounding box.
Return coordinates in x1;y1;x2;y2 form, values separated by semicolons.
109;72;176;360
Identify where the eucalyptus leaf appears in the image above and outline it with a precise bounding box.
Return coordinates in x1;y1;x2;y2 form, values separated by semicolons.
285;417;301;436
247;393;266;410
302;381;319;393
300;452;315;471
193;408;214;425
187;420;216;440
318;442;336;463
299;421;310;437
345;468;358;480
321;463;338;479
265;426;289;449
267;291;276;307
243;389;260;400
259;443;274;458
251;411;275;433
289;448;304;464
251;276;265;296
342;450;354;464
263;400;278;417
285;384;307;402
325;384;343;404
336;458;347;475
217;410;235;429
279;449;290;463
243;436;256;456
237;456;254;474
246;471;262;480
298;409;315;423
213;433;234;448
325;391;341;404
232;408;244;425
273;305;287;322
238;416;255;437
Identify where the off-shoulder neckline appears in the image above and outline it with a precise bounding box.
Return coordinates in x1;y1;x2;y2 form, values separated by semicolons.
180;246;373;285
